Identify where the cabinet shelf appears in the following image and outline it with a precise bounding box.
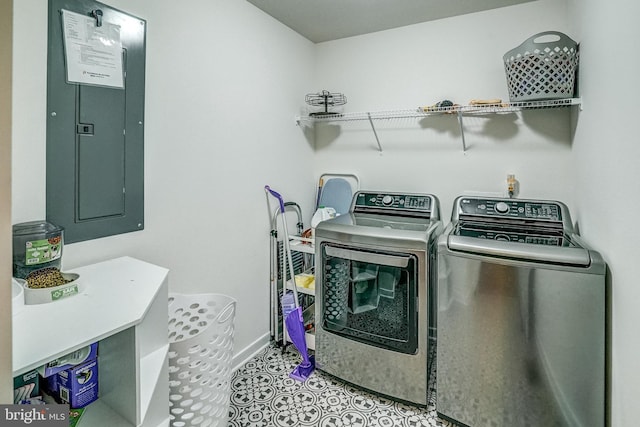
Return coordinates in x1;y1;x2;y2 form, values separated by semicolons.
12;257;170;427
296;97;581;152
285;279;315;296
289;235;314;255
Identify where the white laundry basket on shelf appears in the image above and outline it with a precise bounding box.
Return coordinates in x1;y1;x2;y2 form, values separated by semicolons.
168;293;237;427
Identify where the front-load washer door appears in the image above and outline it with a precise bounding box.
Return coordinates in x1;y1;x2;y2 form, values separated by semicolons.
320;243;418;354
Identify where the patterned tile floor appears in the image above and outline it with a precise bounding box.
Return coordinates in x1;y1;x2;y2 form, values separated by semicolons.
228;343;453;427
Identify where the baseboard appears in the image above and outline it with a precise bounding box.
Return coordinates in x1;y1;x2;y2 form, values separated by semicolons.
232;332;270;372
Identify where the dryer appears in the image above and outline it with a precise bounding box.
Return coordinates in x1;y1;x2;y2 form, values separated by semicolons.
437;196;606;427
314;191;442;406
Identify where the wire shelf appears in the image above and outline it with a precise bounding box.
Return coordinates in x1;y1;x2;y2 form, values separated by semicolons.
296;98;581;124
295;98;581;153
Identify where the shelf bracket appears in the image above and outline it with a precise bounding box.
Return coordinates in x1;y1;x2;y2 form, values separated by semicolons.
367;112;383;153
457;110;467;152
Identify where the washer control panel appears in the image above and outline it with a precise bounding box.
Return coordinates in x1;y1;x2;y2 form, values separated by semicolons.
456;226;565;246
458;197;563;221
354;192;433;215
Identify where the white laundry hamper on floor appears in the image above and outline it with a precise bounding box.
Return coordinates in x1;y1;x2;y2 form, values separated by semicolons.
168;293;237;427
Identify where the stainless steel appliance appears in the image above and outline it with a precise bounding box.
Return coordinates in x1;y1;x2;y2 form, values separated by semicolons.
315;191;442;405
437;196;606;427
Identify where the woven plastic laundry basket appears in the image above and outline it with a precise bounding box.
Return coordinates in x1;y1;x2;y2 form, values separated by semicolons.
503;31;579;101
168;293;236;427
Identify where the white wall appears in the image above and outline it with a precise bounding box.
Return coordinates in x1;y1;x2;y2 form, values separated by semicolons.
11;0;316;357
0;0;13;405
312;1;576;220
569;0;640;425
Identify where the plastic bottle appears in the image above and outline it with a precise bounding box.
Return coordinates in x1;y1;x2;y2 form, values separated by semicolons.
311;206;337;237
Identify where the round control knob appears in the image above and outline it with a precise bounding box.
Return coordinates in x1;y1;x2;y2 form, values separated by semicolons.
382;195;394;206
495;202;510;214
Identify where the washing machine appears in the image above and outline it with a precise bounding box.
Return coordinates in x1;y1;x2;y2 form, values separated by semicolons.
437;196;606;427
314;191;442;406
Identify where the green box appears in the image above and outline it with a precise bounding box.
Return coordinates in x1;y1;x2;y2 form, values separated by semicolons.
13;369;40;403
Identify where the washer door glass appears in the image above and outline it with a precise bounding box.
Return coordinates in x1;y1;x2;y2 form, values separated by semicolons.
320;243;418;354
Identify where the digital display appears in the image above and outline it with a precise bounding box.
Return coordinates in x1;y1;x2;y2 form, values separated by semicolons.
525;203;561;221
404;196;430;210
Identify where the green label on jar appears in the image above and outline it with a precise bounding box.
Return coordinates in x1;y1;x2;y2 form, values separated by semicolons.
51;284;78;301
25;237;62;265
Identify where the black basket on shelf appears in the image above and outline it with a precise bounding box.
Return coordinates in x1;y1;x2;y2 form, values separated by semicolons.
305;90;347;116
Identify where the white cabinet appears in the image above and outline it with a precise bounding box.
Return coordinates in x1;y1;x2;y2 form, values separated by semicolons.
12;257;170;427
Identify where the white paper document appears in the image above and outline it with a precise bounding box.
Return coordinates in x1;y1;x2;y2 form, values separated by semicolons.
61;9;124;88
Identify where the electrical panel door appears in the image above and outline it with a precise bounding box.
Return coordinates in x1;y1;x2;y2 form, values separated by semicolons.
46;0;145;243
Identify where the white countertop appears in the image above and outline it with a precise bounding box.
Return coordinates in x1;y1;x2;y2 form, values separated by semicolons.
13;256;169;376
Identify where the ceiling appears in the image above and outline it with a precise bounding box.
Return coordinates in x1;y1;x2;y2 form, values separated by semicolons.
246;0;537;43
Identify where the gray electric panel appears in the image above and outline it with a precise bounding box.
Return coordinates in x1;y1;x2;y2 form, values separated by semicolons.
46;0;145;243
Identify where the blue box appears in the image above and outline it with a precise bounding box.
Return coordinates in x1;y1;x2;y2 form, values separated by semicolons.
48;358;99;409
38;343;98;378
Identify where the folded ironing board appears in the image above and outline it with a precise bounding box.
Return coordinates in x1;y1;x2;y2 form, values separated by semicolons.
316;173;359;215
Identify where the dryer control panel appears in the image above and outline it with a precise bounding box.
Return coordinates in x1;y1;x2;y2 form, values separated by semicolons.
353;192;436;218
